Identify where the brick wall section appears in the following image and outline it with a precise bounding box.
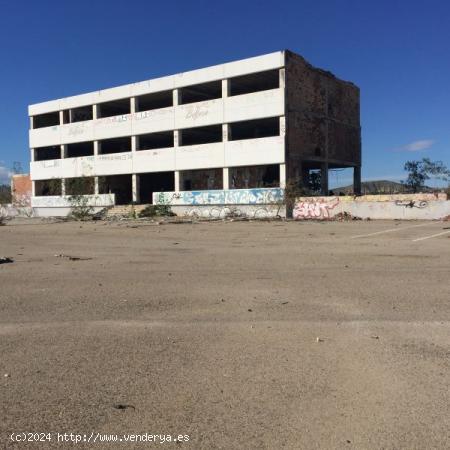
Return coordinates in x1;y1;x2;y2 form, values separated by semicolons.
285;50;361;180
11;174;32;206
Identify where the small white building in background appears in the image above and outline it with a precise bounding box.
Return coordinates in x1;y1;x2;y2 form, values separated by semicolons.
28;50;361;216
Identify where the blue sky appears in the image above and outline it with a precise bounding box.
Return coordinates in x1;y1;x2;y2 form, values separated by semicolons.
0;0;449;186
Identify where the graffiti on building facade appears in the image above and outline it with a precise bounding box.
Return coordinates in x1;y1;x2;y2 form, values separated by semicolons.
153;188;284;206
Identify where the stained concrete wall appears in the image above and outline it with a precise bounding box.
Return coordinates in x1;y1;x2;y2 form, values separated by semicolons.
285;51;361;180
293;194;450;220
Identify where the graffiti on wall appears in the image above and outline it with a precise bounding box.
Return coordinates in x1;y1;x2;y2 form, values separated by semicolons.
179;205;282;219
31;194;115;208
293;198;339;220
395;200;428;209
153;188;284;206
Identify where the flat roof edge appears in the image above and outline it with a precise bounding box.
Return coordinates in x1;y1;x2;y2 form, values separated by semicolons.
29;51;285;116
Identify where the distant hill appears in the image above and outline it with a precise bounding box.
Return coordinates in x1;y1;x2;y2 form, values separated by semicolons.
332;180;435;195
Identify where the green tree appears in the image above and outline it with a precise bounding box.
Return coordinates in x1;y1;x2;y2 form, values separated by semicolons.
403;158;449;192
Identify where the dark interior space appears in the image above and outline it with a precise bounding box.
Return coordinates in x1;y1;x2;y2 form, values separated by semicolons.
179;81;222;104
229;117;279;141
67;142;94;158
139;172;175;204
34;146;60;161
138;131;174;151
62;106;93;123
35;179;62;196
230;164;279;189
180;125;222;146
99;175;132;205
137;91;173;112
65;177;95;195
97;98;130;118
228;69;279;96
181;168;222;191
33;112;60;129
99;137;131;154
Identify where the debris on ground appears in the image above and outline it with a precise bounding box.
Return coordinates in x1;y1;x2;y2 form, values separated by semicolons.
4;373;10;378
333;212;363;221
113;404;135;411
316;337;324;343
371;335;380;340
54;254;92;261
0;257;13;264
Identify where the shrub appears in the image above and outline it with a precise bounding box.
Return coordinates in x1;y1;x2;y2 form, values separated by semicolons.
138;204;175;218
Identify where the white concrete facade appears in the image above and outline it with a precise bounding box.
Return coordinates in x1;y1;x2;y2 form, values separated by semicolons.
29;51;287;207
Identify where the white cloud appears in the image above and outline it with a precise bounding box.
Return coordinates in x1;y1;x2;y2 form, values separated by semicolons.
0;163;12;185
393;139;435;152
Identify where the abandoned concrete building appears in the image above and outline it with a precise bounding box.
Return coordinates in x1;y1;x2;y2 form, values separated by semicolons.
29;50;361;215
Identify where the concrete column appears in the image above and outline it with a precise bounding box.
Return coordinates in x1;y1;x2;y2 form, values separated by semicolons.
61;179;66;196
93;104;98;120
353;166;362;195
279;163;286;189
223;168;229;190
174;130;180;147
30;148;35;162
279;68;285;89
279;116;286;137
31;180;35;197
130;97;136;114
222;123;228;142
94;177;99;195
320;162;329;195
174;171;180;192
132;174;140;203
30;116;34;130
59;111;64;125
60;145;67;159
173;89;179;106
131;135;137;152
222;79;228;98
94;141;99;156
